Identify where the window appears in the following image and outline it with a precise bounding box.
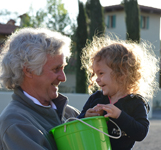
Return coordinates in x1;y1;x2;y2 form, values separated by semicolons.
106;15;116;28
140;16;149;29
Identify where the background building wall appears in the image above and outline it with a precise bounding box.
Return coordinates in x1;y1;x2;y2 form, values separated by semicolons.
105;11;126;39
0;91;153;118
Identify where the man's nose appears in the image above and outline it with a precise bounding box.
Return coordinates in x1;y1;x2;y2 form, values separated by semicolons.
58;70;66;82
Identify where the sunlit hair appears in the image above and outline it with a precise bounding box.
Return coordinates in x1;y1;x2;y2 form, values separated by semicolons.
81;35;159;99
0;27;71;89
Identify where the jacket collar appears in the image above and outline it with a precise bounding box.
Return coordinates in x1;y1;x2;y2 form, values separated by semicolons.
12;87;68;120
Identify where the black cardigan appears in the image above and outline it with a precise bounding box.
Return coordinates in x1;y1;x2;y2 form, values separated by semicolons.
78;91;149;150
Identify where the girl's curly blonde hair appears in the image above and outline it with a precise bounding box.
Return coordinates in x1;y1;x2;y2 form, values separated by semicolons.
81;35;159;99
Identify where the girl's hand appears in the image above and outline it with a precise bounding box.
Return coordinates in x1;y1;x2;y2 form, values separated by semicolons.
97;104;121;119
93;105;104;116
85;108;100;118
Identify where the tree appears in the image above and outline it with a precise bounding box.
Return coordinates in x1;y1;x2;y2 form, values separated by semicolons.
124;0;140;43
86;0;105;40
2;0;74;36
46;0;72;35
75;1;88;93
32;9;47;27
18;8;47;28
19;14;32;27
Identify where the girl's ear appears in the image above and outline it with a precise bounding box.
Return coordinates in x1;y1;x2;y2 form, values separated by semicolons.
120;74;126;80
118;74;126;84
23;66;33;78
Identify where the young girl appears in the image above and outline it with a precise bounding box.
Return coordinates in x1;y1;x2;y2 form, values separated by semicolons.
78;35;159;150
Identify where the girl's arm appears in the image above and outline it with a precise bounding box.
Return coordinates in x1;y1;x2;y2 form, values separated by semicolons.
98;101;149;141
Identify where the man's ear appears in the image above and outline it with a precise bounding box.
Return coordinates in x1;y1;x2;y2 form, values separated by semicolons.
23;66;33;78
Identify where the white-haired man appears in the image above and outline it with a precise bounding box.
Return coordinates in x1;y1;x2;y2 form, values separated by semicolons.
0;28;80;150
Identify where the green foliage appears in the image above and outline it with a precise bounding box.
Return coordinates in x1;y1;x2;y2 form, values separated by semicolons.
75;1;88;93
86;0;105;40
75;0;105;93
20;14;32;27
33;9;47;27
46;0;72;35
19;8;47;28
4;0;74;36
124;0;140;43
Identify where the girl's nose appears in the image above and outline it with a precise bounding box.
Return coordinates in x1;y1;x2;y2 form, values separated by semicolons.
96;77;100;83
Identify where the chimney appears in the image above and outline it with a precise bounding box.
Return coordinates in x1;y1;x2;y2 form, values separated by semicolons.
7;19;16;25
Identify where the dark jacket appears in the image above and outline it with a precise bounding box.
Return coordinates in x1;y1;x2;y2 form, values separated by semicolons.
78;90;149;150
0;87;80;150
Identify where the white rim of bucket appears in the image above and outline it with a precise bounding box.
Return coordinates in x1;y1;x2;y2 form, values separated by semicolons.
64;117;121;139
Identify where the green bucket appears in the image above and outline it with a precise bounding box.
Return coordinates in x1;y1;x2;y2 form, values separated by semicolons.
50;116;121;150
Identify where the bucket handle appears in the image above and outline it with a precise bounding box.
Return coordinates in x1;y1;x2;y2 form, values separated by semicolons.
64;117;121;139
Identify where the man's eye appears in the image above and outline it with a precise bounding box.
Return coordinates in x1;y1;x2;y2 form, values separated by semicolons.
53;66;64;73
53;68;59;72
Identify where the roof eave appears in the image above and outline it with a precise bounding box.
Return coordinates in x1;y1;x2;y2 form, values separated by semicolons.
104;4;161;15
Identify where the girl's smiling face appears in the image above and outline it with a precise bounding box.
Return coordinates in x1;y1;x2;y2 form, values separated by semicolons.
93;60;121;97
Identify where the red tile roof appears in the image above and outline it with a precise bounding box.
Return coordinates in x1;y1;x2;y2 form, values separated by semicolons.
0;23;19;35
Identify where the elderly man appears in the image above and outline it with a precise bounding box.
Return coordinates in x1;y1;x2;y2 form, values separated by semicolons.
0;28;80;150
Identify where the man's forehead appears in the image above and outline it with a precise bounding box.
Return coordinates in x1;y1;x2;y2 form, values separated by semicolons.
46;54;66;65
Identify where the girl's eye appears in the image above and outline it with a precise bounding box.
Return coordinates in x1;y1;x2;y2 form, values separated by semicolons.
100;72;103;75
